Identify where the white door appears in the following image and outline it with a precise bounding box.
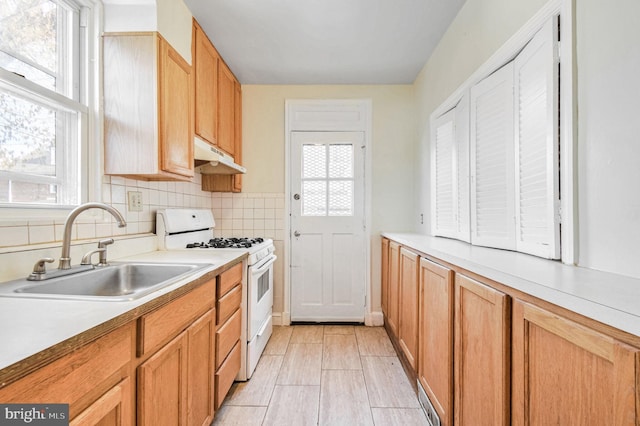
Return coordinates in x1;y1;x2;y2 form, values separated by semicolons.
290;131;366;322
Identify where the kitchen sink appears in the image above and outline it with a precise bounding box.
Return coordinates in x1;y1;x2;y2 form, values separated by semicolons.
0;262;211;301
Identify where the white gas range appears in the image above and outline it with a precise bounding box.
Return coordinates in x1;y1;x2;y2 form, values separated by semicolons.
156;208;276;380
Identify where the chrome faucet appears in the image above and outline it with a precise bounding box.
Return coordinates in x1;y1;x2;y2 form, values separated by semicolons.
58;203;127;270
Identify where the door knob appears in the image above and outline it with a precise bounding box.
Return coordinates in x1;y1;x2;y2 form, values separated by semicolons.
294;194;300;200
294;231;301;237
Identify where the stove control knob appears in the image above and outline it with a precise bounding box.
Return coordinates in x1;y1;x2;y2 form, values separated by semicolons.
294;231;301;237
293;193;300;200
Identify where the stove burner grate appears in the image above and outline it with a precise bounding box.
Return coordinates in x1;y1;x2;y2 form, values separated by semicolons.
185;237;265;249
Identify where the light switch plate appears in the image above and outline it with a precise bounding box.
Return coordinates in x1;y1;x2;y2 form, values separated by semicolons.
127;191;143;212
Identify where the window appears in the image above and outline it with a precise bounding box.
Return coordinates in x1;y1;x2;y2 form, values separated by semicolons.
301;143;355;217
0;0;89;207
431;17;560;259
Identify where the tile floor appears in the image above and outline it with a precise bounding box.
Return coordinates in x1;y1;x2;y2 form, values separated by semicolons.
213;325;429;426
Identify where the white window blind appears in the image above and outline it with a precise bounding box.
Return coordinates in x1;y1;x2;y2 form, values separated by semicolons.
514;18;560;259
470;63;516;250
431;98;470;242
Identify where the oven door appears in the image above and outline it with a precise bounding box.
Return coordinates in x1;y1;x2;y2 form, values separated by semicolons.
248;253;276;340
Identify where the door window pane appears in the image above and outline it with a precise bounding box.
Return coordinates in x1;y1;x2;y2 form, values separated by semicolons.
329;144;353;178
302;144;326;178
329;180;353;216
302;180;327;216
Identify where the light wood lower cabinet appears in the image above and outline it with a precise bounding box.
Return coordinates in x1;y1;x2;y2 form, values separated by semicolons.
0;323;135;423
70;377;132;426
398;247;419;369
138;309;215;426
454;273;510;426
512;300;639;425
418;258;454;426
381;237;390;316
138;331;188;426
387;241;401;337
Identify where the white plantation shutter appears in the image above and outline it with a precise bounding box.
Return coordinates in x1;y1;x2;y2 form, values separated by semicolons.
432;110;456;237
514;18;560;259
470;63;516;250
431;100;470;241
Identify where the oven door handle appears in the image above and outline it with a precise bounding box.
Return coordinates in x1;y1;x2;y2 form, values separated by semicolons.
252;254;277;276
257;318;271;337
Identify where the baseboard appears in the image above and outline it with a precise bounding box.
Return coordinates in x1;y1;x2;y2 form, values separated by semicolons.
365;310;384;326
272;311;290;326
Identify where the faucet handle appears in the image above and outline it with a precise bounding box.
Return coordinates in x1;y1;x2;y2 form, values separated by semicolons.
29;258;55;280
98;238;114;248
81;249;106;266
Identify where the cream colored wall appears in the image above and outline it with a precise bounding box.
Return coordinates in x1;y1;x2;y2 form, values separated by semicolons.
413;0;548;235
240;85;416;315
575;0;640;278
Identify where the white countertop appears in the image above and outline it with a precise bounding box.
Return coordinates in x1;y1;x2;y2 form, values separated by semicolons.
382;233;640;337
0;250;246;381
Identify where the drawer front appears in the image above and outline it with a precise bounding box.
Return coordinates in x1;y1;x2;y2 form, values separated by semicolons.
214;341;241;409
0;323;134;408
218;262;242;298
217;284;242;325
216;308;242;368
139;279;215;356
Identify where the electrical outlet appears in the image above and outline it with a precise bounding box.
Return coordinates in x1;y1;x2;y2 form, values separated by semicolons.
127;191;143;212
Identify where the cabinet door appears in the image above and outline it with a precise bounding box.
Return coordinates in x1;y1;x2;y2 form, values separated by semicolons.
418;258;454;426
381;238;390;316
232;81;242;192
217;61;236;156
138;331;188;426
70;378;132;426
387;241;401;337
193;20;218;145
398;247;419;369
454;273;510;426
512;300;639;425
159;37;194;178
187;310;216;426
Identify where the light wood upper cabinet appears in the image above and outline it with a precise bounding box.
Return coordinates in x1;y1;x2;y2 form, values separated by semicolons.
454;273;510;426
381;238;390;316
418;257;454;426
193;19;219;146
104;32;194;180
398;247;420;370
232;81;243;192
512;300;639;425
217;60;236;157
387;241;401;337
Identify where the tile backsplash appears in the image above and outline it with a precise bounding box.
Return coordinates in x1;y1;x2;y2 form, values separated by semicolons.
0;172;285;250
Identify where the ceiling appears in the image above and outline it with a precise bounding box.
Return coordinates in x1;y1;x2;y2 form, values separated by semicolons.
184;0;466;85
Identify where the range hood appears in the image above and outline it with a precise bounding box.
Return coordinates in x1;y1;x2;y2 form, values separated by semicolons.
194;137;246;175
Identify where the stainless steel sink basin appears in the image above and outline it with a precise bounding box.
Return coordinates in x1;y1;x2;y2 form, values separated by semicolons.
0;262;210;301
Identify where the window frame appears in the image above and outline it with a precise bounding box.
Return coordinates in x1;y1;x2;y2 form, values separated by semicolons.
0;0;100;218
428;0;575;263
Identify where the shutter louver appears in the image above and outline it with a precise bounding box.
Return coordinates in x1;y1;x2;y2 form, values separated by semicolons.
514;18;560;259
470;63;516;250
455;97;470;242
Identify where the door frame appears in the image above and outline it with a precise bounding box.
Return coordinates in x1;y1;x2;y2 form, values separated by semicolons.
284;99;373;325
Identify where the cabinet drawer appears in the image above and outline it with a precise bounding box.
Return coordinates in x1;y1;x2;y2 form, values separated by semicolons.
217;284;242;325
0;323;134;413
218;263;242;298
138;279;215;356
216;308;242;368
215;341;241;409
